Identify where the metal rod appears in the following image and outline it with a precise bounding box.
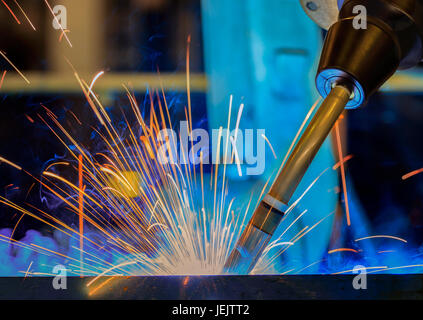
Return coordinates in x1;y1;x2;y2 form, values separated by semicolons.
268;85;351;203
224;85;351;274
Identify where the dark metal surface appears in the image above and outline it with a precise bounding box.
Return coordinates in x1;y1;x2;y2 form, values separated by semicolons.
0;275;422;300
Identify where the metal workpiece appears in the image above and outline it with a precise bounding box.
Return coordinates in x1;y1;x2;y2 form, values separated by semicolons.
1;275;423;299
224;85;351;274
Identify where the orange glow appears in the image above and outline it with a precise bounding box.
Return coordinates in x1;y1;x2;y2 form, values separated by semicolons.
0;70;6;89
140;136;155;159
402;168;423;180
332;154;353;170
183;276;189;286
0;156;22;170
328;248;358;254
88;276;116;296
58;29;70;42
1;0;21;24
25;114;34;123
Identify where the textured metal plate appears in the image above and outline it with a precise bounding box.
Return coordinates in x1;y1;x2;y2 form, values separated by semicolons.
0;275;422;300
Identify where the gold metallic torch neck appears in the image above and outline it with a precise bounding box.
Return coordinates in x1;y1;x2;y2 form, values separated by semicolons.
269;84;351;204
224;85;352;274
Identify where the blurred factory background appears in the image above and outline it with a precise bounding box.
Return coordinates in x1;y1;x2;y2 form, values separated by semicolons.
1;0;423;270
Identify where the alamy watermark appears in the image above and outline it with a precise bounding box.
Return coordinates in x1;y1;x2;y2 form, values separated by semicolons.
52;5;67;30
52;264;67;290
352;5;367;30
157;121;267;176
352;265;367;290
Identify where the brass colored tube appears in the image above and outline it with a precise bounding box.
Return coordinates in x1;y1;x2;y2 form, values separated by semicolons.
269;85;351;204
224;85;351;274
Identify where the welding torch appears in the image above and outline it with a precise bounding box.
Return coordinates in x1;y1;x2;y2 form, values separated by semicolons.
224;0;423;274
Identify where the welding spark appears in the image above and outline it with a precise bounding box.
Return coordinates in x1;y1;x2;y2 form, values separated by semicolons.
328;248;358;254
402;168;423;180
355;235;408;243
261;134;277;160
0;156;22;170
0;51;29;84
24;261;33;278
89;71;105;93
0;70;6;89
332;154;353;170
334;118;350;226
88;276;117;296
44;0;72;47
1;0;21;24
13;0;36;30
0;68;255;284
58;29;70;43
367;264;423;273
332;266;388;275
1;79;416;285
